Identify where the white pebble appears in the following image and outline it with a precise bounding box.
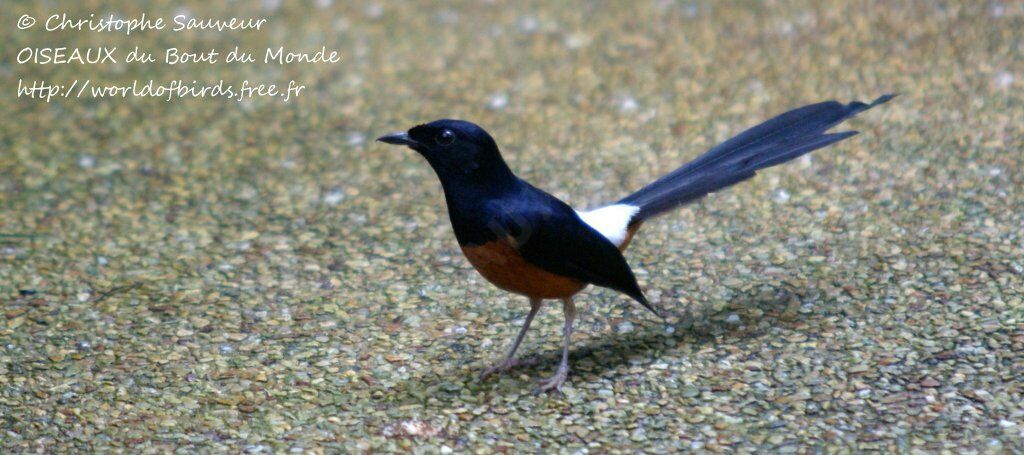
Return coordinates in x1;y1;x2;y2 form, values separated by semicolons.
564;33;591;49
995;72;1014;89
364;3;384;19
773;188;791;203
618;321;634;333
487;93;508;110
991;3;1005;17
347;132;366;146
324;189;345;205
78;155;96;169
261;0;281;12
619;96;639;113
517;16;539;34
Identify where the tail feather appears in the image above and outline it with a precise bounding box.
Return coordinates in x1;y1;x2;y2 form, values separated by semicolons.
620;94;894;221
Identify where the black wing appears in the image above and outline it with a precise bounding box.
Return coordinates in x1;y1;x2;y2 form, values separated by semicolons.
485;189;659;316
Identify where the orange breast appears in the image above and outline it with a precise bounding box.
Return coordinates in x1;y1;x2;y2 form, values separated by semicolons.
461;239;586;299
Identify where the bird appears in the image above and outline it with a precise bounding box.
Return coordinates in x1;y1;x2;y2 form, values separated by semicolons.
378;94;894;392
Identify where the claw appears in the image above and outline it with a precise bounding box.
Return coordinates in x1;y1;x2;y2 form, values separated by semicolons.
479;357;532;380
535;369;568;394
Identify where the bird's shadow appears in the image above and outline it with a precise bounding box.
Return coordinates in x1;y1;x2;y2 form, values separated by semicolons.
488;288;801;381
392;284;818;400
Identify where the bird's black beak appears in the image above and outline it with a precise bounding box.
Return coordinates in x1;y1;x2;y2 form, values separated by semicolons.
377;132;419;147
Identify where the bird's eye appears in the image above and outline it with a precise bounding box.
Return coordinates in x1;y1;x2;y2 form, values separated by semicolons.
435;129;455;146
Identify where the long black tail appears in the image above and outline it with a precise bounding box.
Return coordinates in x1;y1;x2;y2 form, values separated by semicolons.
620;94;895;221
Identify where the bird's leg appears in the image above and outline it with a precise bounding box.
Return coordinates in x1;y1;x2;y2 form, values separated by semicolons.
480;298;543;379
538;297;575;393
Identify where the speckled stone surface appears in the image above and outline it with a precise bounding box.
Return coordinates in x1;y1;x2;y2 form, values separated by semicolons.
1;0;1022;452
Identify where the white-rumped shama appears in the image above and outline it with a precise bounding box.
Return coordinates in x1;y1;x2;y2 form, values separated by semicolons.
379;95;893;392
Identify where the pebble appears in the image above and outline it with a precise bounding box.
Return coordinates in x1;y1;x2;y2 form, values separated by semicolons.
78;155;96;169
773;189;791;203
487;93;509;110
617;321;635;333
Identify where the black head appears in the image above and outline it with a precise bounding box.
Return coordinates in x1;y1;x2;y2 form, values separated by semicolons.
377;119;514;185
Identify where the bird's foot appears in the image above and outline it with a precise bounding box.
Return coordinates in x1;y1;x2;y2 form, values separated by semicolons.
479;357;533;380
536;367;569;394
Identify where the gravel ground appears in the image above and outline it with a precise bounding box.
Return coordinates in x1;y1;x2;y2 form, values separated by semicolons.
2;0;1022;452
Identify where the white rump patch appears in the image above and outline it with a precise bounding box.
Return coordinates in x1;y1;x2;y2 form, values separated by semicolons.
576;204;640;247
